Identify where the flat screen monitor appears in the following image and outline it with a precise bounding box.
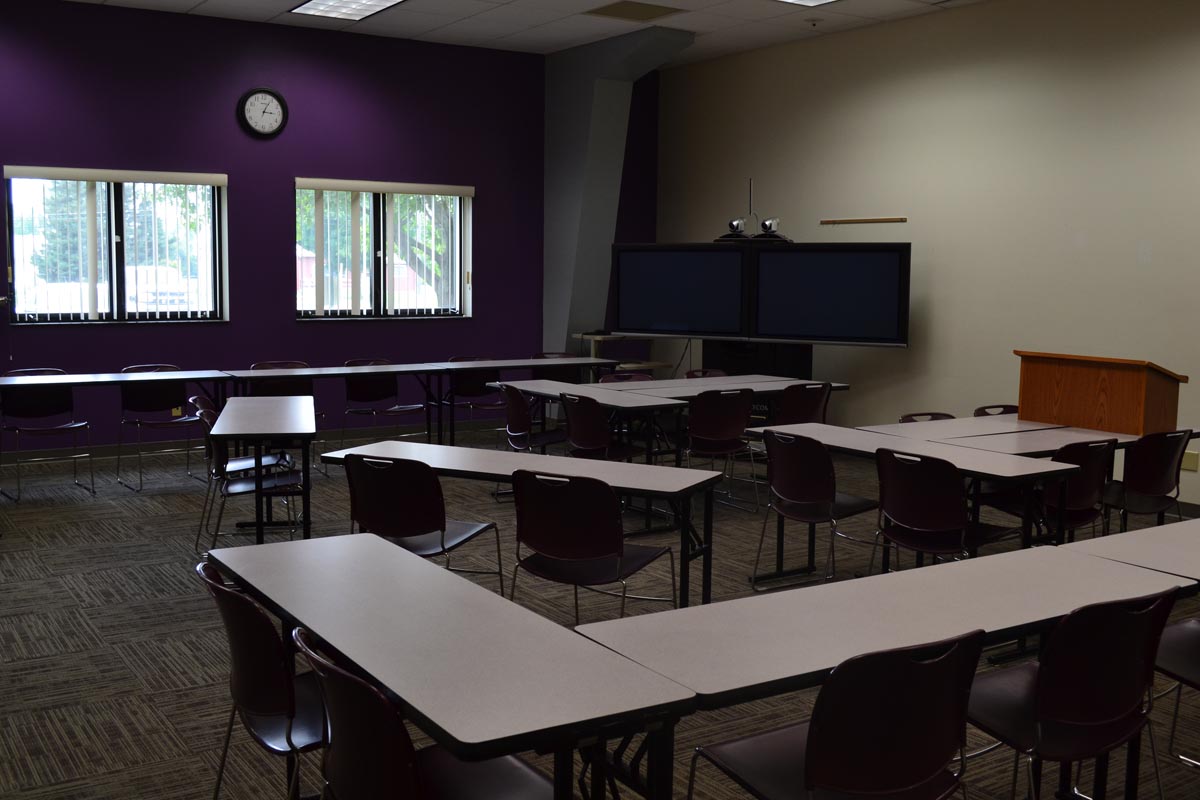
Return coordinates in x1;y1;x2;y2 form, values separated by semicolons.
615;247;744;336
753;246;910;345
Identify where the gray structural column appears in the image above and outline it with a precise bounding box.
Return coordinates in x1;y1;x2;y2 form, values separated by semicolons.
542;27;693;353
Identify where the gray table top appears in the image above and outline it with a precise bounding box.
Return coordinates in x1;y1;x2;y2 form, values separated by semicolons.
497;379;687;410
860;415;1063;440
577;547;1190;707
933;426;1141;457
748;423;1078;481
0;369;232;387
321;439;720;496
208;535;695;757
427;357;618;371
1062;519;1200;580
598;374;794;391
629;379;848;400
225;364;443;379
210;396;316;439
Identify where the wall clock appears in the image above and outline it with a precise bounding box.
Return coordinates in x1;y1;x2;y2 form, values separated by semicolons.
237;88;287;139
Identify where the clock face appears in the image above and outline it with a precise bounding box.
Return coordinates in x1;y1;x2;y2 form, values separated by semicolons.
238;89;287;138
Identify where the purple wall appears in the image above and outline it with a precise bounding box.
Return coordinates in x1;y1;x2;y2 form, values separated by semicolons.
0;0;544;441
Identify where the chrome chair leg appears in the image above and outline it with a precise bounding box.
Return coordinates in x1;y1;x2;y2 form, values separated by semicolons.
213;703;236;800
668;549;678;609
618;579;628;619
750;507;772;585
1146;720;1167;800
508;563;522;602
685;749;702;800
493;526;505;595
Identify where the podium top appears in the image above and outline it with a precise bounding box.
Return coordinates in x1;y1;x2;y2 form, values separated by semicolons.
1014;351;1188;384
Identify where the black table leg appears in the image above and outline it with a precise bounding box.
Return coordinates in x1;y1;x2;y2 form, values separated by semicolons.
1124;729;1141;799
679;497;692;608
553;748;574;800
646;723;676;800
254;442;264;545
448;375;457;446
301;438;311;540
703;489;713;605
1094;750;1109;800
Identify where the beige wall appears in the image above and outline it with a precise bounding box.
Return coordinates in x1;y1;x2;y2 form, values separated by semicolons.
657;0;1200;497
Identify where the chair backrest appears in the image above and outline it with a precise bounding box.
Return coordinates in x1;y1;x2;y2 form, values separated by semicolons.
1044;439;1115;513
773;383;832;425
197;408;226;476
189;394;217;414
899;412;955;423
686;368;726;379
806;630;985;795
250;360;313;397
763;431;836;519
120;363;186;415
293;628;420;800
532;352;578;384
876;449;966;533
560;393;612;453
343;358;398;406
1124;430;1192;498
688;389;754;444
502;384;533;446
598;371;651;383
973;404;1018;417
1;368;73;419
343;455;446;539
195;562;295;719
512;470;623;560
447;356;499;397
1036;589;1176;736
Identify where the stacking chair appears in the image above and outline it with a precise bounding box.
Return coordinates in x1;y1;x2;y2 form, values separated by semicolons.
1155;617;1200;768
686;368;726;378
687;630;985;800
532;351;580;384
968;589;1176;800
343;454;504;592
194;408;305;552
598;371;652;383
686;388;759;510
751;431;877;590
250;359;328;471
772;382;832;425
340;358;425;446
292;627;553;800
115;364;201;491
0;368;93;500
1104;429;1192;532
560;392;638;461
875;449;1015;569
502;384;565;454
510;470;675;623
899;411;955;423
974;404;1018;416
1040;440;1115;542
196;563;325;800
441;355;505;414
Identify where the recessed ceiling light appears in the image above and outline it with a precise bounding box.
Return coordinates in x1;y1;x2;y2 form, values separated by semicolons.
587;2;682;23
774;0;840;6
290;0;405;21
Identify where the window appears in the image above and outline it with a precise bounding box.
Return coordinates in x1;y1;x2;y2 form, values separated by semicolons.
295;178;472;318
4;166;226;322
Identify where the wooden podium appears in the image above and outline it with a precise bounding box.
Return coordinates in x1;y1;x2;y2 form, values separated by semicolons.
1014;351;1188;436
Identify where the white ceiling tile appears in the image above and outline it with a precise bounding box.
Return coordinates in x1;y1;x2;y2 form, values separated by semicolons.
821;0;937;19
704;0;806;21
463;1;577;28
661;10;742;33
769;7;874;33
651;0;730;9
192;0;297;21
100;0;206;11
269;10;358;30
64;0;106;4
392;0;498;17
346;7;451;35
511;0;614;12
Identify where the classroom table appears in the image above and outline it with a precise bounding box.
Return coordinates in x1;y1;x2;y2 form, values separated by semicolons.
625;378;849;400
860;414;1063;440
1061;517;1200;581
208;535;695;800
596;374;797;390
321;439;723;606
209;396;315;544
931;425;1142;457
0;368;234;403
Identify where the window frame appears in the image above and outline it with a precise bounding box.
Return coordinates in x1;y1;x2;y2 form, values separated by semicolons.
294;177;473;321
3;166;228;324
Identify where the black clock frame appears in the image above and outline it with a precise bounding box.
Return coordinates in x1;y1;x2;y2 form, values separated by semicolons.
237;87;288;139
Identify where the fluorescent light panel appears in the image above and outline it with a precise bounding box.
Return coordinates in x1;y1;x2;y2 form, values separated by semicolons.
291;0;405;21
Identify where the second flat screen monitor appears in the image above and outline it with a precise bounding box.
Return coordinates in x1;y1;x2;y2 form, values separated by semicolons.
617;249;743;336
756;250;907;344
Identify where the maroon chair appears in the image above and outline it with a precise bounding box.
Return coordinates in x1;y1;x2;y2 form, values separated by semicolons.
0;367;93;500
249;359;315;397
115;363;202;492
196;563;325;800
968;589;1176;800
532;351;580;384
501;384;565;454
752;431;878;589
875;449;1015;569
772;382;832;425
687;630;985;800
1155;618;1200;767
598;371;652;383
899;411;955;423
687;389;759;509
341;358;426;446
292;627;553;800
686;368;726;379
343;454;504;592
974;404;1018;417
510;470;675;623
559;392;638;461
441;355;506;415
1104;429;1192;531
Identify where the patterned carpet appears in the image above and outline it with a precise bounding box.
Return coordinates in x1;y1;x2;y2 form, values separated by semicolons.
1;429;1200;799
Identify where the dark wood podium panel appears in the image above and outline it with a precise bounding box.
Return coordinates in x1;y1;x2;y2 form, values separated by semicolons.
1015;351;1188;436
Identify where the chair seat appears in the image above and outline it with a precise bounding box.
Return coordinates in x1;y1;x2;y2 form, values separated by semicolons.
774;492;878;525
689;437;748;458
124;414;200;428
221;470;305;498
883;520;1014;556
1103;481;1177;516
1157;618;1200;689
512;428;568;451
968;663;1145;762
383;519;496;558
415;742;552;800
701;720;960;800
518;543;670;587
240;670;325;755
347;404;425;416
224;451;292;476
2;419;89;434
